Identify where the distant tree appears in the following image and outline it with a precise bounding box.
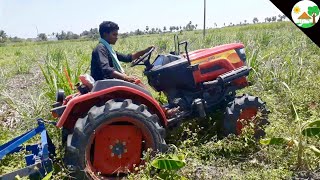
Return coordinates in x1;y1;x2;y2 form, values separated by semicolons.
185;21;196;31
244;20;247;24
266;17;272;22
214;23;217;28
145;26;149;33
120;32;129;38
135;29;143;35
272;16;277;22
10;36;23;43
253;17;259;24
38;33;47;41
56;31;67;40
308;6;320;24
281;15;287;20
0;30;7;43
163;26;167;32
169;26;174;32
80;30;90;37
79;28;99;39
151;28;156;34
65;31;79;40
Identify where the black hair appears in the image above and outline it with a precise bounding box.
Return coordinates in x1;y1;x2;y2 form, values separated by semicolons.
99;21;119;37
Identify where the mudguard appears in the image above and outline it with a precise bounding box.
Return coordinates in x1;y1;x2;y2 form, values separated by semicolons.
56;86;167;130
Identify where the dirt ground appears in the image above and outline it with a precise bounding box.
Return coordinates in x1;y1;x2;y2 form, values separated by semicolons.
0;65;43;128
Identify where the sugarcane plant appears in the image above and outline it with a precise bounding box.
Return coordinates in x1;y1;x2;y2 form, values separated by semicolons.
260;82;320;170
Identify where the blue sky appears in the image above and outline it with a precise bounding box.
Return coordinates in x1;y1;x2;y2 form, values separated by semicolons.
0;0;283;38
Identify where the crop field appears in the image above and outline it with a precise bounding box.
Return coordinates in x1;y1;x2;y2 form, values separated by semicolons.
0;21;320;179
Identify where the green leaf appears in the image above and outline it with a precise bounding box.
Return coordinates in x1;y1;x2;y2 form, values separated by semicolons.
177;153;185;161
260;137;290;145
302;120;320;137
42;171;53;180
308;145;320;156
151;158;186;170
14;175;22;180
305;120;320;128
301;127;320;137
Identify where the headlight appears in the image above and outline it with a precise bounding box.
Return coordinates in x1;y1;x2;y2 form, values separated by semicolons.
239;48;245;55
236;48;246;63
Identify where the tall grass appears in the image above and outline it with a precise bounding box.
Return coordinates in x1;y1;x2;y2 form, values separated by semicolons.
39;47;90;101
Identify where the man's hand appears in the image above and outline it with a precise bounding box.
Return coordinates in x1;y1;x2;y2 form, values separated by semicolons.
132;45;155;60
111;71;137;83
144;45;155;54
124;75;138;83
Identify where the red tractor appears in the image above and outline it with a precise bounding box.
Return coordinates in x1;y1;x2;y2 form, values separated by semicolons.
51;36;269;179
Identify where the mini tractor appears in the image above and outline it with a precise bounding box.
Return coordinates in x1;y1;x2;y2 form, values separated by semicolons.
0;36;269;179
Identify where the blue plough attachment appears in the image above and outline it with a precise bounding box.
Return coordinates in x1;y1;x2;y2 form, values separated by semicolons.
0;119;55;179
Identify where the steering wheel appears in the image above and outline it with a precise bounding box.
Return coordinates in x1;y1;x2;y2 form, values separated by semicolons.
131;47;155;67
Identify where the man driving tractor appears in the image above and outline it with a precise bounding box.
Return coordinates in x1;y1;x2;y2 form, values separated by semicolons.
91;21;153;82
90;21;179;117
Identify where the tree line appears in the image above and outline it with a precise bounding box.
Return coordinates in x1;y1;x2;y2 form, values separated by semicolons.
0;14;287;43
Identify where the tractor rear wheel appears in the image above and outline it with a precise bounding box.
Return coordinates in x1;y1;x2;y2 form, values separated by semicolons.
64;99;166;179
222;94;269;138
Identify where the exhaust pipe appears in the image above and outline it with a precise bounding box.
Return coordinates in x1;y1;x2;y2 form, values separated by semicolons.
203;66;251;87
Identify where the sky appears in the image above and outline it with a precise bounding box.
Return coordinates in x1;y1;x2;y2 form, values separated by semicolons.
0;0;283;38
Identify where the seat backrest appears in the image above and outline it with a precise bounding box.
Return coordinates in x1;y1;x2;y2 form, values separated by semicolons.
91;79;152;97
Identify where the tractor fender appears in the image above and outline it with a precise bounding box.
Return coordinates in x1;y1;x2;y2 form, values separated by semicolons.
56;86;167;130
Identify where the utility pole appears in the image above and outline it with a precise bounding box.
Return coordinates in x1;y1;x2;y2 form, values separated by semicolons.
203;0;206;38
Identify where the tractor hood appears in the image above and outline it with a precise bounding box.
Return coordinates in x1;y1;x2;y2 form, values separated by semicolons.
188;43;244;65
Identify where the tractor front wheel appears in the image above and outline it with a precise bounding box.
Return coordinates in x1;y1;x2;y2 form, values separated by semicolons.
222;94;269;138
64;99;166;179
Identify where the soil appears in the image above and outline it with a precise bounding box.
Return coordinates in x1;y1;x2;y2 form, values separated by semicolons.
0;65;43;128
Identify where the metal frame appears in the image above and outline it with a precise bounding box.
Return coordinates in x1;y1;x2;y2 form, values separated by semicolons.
0;119;55;179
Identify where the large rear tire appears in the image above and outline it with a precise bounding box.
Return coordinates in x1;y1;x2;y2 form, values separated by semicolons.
64;99;166;179
223;94;269;138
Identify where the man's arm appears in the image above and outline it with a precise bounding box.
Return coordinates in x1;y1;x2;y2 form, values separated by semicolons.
116;46;154;62
132;46;154;60
96;46;137;82
110;71;137;83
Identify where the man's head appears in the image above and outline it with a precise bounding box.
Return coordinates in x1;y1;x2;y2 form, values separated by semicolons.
99;21;119;45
